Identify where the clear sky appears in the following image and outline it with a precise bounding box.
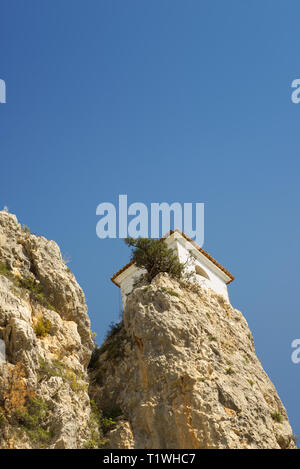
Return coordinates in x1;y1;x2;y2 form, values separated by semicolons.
1;0;300;441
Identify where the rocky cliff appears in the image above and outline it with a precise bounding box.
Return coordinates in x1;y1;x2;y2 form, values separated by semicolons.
0;211;296;449
90;274;296;449
0;211;94;448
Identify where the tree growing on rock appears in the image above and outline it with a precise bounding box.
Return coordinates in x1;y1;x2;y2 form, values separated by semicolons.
124;237;184;282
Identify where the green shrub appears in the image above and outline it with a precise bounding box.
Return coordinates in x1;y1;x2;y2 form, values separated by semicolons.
208;335;217;342
38;357;86;392
14;397;53;446
34;317;52;338
16;275;56;311
65;369;87;392
101;417;116;432
225;367;235;375
21;225;31;234
84;402;124;449
125;237;184;282
161;287;180;297
38;358;65;381
84;434;103;449
0;266;55;312
0;265;53;312
271;412;283;423
84;400;107;449
0;261;13;278
17;276;39;292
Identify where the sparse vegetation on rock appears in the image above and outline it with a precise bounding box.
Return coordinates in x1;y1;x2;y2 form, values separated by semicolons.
34;317;52;338
125;237;184;281
14;397;53;446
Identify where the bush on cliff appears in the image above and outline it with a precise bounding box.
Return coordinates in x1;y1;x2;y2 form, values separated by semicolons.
124;237;184;282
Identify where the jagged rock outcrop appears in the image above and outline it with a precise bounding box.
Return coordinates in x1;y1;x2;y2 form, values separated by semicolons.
0;211;94;448
0;211;295;449
90;273;296;449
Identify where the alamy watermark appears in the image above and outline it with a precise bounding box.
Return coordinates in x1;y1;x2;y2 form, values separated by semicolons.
96;195;204;246
291;79;300;103
291;339;300;364
0;339;5;363
0;79;6;103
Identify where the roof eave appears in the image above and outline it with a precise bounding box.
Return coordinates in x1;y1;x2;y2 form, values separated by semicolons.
111;230;234;287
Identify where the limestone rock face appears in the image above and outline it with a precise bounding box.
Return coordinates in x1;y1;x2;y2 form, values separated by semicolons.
91;273;296;449
0;211;94;448
0;211;295;449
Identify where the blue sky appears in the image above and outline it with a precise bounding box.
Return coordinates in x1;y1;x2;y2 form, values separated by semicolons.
1;0;300;441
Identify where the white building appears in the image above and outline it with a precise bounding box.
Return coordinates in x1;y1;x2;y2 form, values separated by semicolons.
111;230;234;307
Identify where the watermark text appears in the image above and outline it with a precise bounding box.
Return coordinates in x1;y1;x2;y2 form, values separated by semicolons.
0;79;6;103
96;195;204;246
291;339;300;364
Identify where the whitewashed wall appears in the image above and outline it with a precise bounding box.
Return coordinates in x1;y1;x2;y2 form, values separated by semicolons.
166;236;229;300
118;264;146;307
